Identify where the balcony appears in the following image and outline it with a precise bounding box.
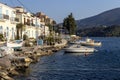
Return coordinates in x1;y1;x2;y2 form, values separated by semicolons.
31;23;35;26
0;14;9;22
10;17;19;24
25;22;36;27
15;17;19;22
3;14;9;19
25;22;30;26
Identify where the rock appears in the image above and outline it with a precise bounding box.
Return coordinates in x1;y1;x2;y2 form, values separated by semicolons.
9;69;19;76
0;71;14;80
0;56;11;70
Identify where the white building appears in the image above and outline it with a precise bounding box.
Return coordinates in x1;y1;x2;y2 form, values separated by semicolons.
14;7;42;39
0;3;17;40
41;24;49;36
14;7;51;39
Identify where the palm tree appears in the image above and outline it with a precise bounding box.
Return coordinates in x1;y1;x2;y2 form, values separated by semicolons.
16;23;25;39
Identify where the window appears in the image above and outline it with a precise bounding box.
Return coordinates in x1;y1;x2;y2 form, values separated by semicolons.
0;26;2;29
0;6;2;14
32;30;33;37
16;10;20;13
12;28;14;39
0;26;2;33
0;7;2;19
6;27;9;37
6;10;9;15
11;11;14;17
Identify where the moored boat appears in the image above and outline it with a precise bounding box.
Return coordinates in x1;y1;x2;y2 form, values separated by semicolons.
6;40;23;48
80;38;102;46
64;44;97;53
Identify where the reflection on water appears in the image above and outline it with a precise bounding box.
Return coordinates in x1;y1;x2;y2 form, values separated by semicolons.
14;37;120;80
64;51;94;56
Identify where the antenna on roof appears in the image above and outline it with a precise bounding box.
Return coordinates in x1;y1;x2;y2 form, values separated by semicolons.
16;0;32;13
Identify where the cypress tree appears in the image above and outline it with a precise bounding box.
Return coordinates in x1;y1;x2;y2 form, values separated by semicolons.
63;13;76;35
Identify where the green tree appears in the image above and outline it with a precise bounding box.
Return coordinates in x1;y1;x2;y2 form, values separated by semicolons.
0;33;4;41
52;20;56;26
63;13;76;35
46;24;53;31
23;34;28;40
46;20;56;32
16;23;25;39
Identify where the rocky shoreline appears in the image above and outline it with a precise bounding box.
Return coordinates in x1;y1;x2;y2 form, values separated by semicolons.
0;40;67;80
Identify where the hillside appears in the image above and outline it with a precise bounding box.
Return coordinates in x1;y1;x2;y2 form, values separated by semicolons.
76;8;120;29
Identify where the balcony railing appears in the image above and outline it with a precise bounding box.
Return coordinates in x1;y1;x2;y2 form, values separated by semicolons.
3;14;9;19
24;22;37;27
15;17;19;22
25;22;30;26
10;17;19;24
0;14;9;21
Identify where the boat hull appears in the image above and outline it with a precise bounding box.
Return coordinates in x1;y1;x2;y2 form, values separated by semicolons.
80;42;101;46
7;42;23;48
64;47;95;53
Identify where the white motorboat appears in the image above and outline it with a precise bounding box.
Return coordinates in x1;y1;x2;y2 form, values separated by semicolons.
6;40;23;48
64;44;97;53
80;38;102;46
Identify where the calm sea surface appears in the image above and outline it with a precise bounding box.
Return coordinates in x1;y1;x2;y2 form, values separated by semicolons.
14;37;120;80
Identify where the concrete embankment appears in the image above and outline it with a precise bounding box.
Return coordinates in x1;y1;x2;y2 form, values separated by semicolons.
0;39;67;80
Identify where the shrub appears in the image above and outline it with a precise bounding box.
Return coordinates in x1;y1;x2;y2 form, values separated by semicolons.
0;33;5;41
23;34;28;40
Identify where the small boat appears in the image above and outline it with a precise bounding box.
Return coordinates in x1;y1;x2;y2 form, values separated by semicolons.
64;44;97;53
80;38;102;46
6;40;23;48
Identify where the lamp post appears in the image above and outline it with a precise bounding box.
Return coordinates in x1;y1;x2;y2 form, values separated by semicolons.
35;17;38;46
44;25;45;39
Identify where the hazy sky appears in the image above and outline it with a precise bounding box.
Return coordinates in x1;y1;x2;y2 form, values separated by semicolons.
0;0;120;23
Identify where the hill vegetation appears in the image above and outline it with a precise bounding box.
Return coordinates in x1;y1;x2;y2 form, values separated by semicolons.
77;25;120;37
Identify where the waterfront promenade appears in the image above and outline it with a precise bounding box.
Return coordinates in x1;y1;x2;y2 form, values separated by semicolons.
0;39;67;80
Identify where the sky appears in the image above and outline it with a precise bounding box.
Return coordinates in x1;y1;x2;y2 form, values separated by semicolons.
0;0;120;23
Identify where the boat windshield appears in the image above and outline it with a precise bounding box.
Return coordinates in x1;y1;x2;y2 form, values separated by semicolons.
15;40;22;43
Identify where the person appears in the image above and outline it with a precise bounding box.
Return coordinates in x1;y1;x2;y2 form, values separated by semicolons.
84;53;88;56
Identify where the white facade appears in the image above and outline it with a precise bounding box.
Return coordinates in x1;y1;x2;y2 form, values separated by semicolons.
15;7;51;39
41;25;49;36
24;17;42;39
0;3;17;40
14;7;42;39
0;3;50;41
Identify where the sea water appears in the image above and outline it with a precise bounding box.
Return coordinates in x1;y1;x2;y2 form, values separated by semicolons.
14;37;120;80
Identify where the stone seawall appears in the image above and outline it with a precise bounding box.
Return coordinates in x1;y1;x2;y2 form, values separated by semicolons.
0;39;67;80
